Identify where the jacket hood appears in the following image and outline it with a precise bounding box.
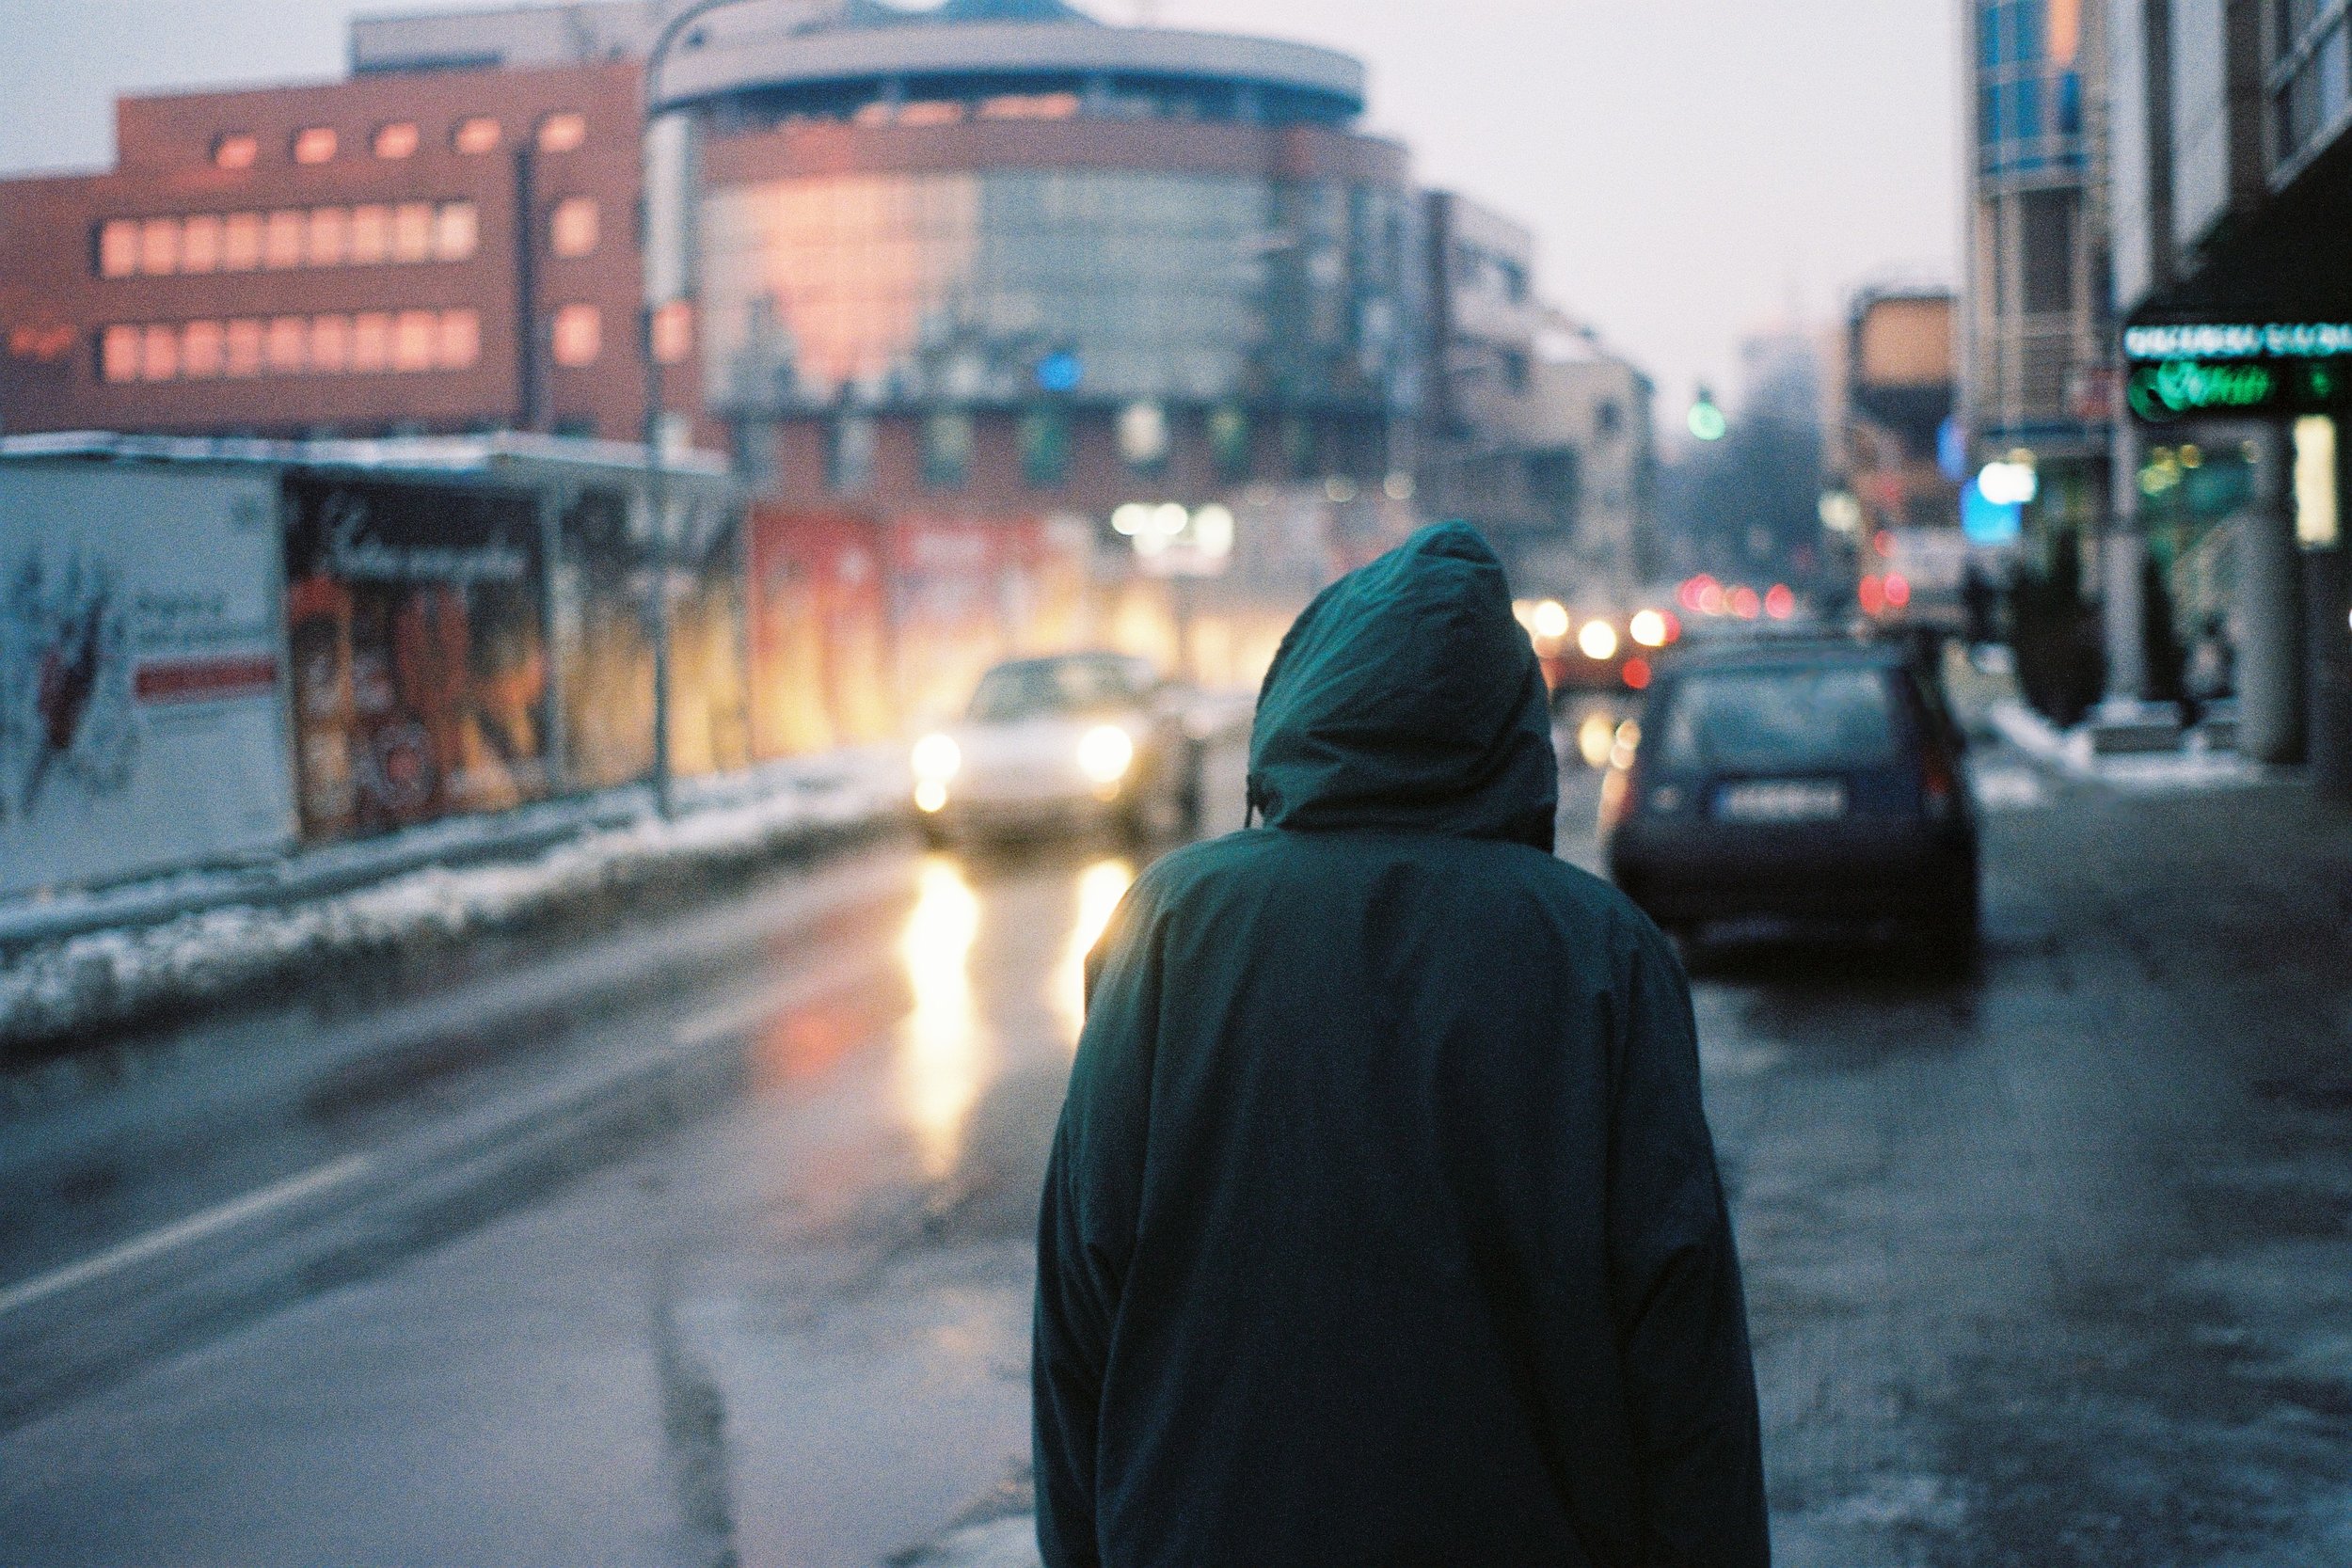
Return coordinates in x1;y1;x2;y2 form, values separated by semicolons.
1247;522;1558;851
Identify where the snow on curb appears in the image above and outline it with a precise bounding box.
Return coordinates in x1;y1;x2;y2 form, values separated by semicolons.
0;754;906;1053
1987;699;2271;792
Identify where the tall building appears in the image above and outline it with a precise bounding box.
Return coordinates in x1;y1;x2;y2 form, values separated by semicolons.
2106;0;2352;791
1419;192;1656;601
0;60;660;441
1962;0;2116;546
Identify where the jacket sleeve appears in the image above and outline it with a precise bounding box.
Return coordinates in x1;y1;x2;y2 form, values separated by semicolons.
1606;926;1771;1567
1033;889;1161;1568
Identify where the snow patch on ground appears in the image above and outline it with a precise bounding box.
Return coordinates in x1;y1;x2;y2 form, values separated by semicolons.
0;752;905;1052
1990;700;2272;792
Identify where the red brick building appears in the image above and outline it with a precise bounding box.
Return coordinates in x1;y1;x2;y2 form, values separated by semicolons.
0;60;668;442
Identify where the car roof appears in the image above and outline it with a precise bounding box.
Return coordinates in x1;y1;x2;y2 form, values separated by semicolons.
983;651;1149;674
1661;634;1911;676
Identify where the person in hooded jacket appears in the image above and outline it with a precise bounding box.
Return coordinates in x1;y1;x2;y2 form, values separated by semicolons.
1034;523;1769;1568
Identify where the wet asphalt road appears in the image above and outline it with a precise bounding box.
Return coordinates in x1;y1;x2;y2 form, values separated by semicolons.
2;735;2350;1567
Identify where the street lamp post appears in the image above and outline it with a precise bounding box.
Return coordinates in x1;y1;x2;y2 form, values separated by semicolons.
639;0;752;818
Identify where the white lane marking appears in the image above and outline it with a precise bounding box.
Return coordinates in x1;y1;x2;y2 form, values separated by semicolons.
0;1153;375;1321
673;990;786;1051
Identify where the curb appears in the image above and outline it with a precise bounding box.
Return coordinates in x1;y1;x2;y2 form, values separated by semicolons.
0;766;905;1055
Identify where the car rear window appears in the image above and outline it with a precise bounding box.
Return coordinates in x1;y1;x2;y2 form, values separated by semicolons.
1654;665;1904;774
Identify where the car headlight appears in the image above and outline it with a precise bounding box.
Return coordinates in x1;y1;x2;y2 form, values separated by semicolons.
1076;724;1135;785
911;733;961;783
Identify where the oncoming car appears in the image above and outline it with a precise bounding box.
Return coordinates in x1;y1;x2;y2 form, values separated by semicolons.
1601;638;1978;955
909;653;1202;847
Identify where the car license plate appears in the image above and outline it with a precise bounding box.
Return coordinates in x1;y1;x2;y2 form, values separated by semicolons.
1715;780;1847;822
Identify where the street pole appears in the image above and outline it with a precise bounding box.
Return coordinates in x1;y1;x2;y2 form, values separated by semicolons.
638;0;754;818
643;304;673;818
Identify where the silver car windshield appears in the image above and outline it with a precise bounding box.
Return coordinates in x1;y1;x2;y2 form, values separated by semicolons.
968;657;1153;722
1656;666;1903;774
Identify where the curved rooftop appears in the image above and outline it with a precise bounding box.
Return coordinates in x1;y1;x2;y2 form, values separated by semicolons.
351;0;1367;129
656;5;1366;127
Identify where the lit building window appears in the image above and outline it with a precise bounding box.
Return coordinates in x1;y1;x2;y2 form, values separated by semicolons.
213;134;258;170
306;206;348;267
433;201;478;261
549;197;598;258
922;410;975;488
373;121;419;160
829;413;877;492
98;219;138;278
536;112;587;152
550;304;601;367
349;204;389;266
652;300;693;364
262;209;306;270
181;214;221;273
1020;407;1071;486
392;202;434;264
221;212;262;272
310;314;349;374
182;320;225;379
267;316;307;374
979;93;1081;121
101;325;139;382
453;116;501;155
898;102;966;128
225;319;264;377
139;216;180;277
140;323;179;382
293;127;338;166
437;309;481;370
393;309;438;372
352;312;392;373
1117;400;1169;472
1208;404;1251;480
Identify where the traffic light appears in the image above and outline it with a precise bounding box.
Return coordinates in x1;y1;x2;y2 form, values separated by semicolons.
1688;387;1727;442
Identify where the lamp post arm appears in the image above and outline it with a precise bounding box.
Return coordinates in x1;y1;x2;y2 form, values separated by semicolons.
637;0;763;819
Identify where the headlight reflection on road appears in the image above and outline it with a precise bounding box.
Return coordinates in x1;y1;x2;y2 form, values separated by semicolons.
898;857;988;1178
1055;858;1135;1048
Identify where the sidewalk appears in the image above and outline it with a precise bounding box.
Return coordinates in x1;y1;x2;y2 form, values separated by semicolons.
0;746;907;1054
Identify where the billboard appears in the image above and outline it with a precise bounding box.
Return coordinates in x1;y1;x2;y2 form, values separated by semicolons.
282;475;551;842
552;485;751;789
746;509;895;760
0;464;294;895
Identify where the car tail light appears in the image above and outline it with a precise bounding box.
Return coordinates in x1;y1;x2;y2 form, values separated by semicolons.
1599;768;1635;836
1922;744;1959;819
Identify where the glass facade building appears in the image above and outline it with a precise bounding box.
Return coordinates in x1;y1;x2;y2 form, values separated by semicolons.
702;167;1419;420
1977;0;2088;176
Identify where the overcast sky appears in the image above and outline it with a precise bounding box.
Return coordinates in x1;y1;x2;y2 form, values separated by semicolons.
0;0;1960;411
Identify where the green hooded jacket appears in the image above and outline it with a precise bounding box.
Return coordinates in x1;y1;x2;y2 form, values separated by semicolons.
1035;522;1768;1567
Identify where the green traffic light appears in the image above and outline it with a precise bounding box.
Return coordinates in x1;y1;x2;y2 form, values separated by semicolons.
1688;397;1726;442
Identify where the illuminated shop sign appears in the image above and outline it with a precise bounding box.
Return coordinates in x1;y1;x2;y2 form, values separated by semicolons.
2126;356;2346;420
2123;322;2352;360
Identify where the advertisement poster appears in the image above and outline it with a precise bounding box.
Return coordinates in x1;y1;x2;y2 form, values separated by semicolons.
282;476;550;843
890;516;1059;724
745;508;893;759
553;486;751;789
0;464;294;895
